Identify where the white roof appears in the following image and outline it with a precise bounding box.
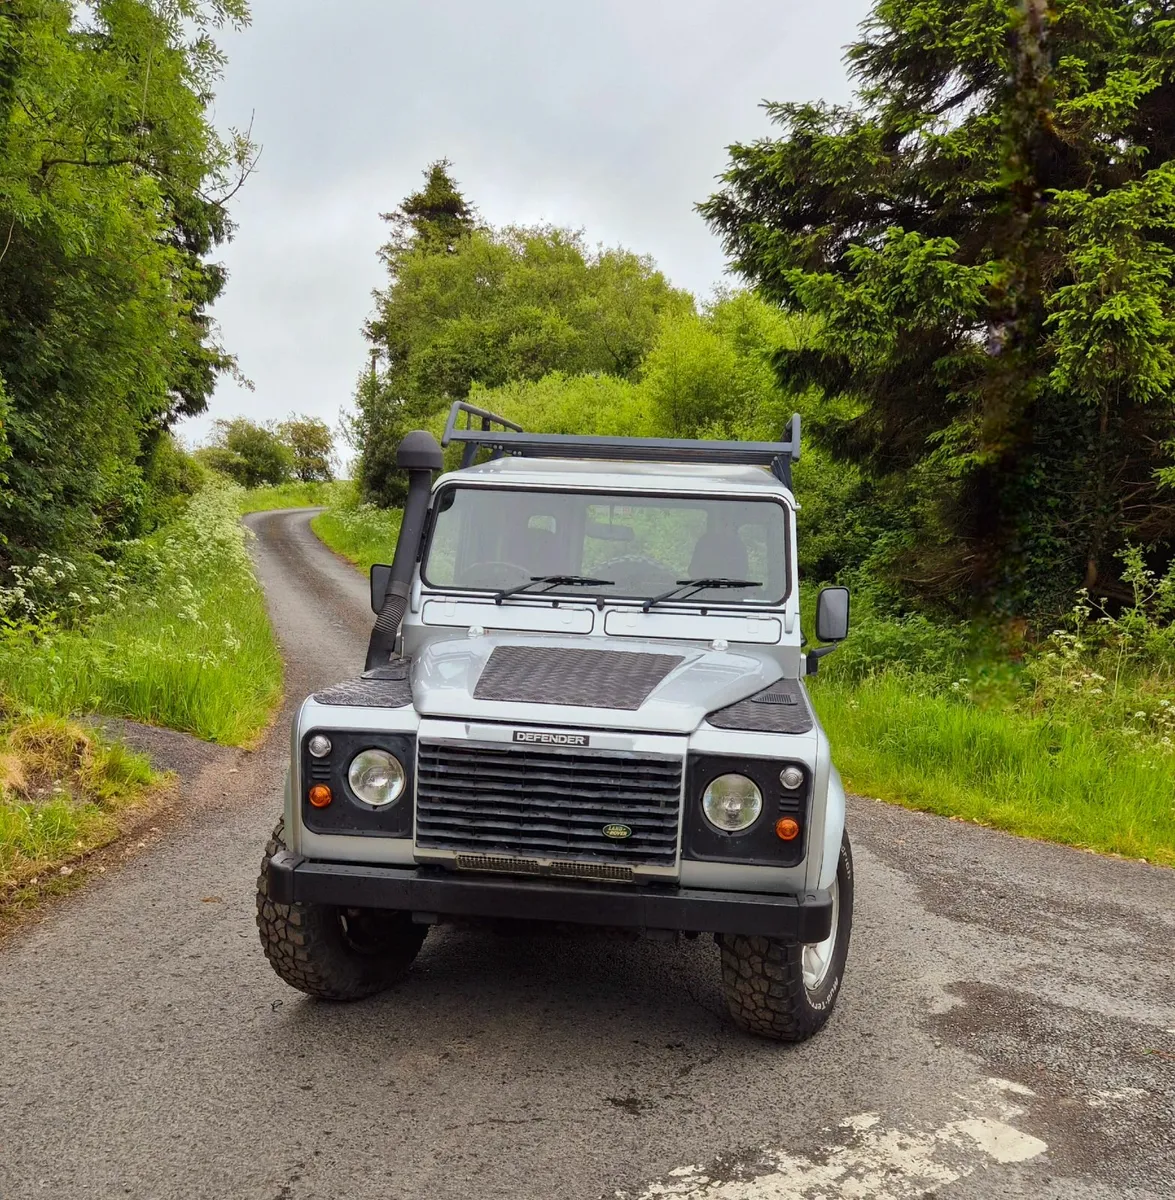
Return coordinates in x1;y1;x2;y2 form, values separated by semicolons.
438;455;795;502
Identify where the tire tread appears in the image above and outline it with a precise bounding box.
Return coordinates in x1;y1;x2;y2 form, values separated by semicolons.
256;818;424;1000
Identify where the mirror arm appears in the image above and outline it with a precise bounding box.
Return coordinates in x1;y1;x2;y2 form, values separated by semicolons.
805;644;839;675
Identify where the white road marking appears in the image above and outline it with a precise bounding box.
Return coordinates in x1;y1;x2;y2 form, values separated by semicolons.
1087;1086;1148;1108
988;1078;1036;1097
624;1081;1047;1200
952;1117;1047;1164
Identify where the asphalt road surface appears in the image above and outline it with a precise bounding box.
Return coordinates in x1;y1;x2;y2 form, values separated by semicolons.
2;508;1173;1200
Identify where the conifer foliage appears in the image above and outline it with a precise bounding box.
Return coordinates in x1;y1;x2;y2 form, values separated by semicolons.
701;0;1175;613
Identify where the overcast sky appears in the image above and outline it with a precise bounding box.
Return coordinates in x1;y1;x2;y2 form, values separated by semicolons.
182;0;872;448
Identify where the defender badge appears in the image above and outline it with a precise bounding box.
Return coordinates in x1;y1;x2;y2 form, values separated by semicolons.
602;824;633;840
513;730;589;747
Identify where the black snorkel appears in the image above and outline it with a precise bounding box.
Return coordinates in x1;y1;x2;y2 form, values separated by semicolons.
363;430;444;671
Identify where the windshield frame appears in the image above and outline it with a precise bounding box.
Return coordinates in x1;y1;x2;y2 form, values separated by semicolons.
418;482;793;609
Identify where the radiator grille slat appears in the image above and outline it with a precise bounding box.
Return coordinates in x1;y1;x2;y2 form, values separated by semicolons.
416;741;682;866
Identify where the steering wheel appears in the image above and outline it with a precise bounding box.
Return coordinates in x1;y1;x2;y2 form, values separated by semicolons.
453;560;532;590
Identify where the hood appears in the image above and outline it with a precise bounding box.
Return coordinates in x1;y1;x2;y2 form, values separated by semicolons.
410;632;786;734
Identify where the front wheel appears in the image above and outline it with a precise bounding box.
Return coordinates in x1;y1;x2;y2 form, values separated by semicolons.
256;819;426;1000
718;831;853;1041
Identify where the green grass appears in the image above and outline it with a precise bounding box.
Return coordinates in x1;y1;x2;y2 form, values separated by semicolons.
312;500;402;574
0;482;283;745
812;672;1175;866
0;712;163;896
237;480;347;513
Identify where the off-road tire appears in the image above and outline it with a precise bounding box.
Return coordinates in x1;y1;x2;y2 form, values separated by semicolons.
718;832;853;1041
256;819;426;1000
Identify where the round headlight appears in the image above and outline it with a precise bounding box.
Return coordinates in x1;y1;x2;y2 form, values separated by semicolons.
779;765;805;790
347;749;405;808
702;774;763;832
308;734;332;759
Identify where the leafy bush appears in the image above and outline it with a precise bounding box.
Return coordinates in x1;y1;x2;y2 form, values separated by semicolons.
0;480;282;744
137;433;209;535
1023;548;1175;753
197;418;294;487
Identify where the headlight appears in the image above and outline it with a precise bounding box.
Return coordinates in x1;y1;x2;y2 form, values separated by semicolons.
347;749;406;807
702;774;763;832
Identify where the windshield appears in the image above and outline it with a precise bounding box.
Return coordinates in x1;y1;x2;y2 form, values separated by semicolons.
423;486;789;605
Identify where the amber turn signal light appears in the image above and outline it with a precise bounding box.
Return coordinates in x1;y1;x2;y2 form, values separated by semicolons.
308;784;332;808
775;817;800;841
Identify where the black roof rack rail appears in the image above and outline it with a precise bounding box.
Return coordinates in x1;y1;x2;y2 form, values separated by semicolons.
441;401;801;485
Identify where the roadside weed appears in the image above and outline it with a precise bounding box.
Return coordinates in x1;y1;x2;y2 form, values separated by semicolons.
237;481;348;514
0;482;282;745
0;712;162;894
311;491;403;574
811;554;1175;864
813;672;1175;866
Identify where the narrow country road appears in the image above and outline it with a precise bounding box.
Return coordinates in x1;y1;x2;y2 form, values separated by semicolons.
2;508;1173;1200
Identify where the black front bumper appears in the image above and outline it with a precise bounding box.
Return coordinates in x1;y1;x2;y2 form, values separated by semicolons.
267;852;833;942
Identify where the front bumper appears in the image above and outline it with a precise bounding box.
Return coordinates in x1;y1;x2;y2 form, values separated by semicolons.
267;852;833;942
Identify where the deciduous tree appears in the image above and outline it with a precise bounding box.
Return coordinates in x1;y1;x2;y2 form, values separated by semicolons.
277;415;335;482
356;164;690;505
199;418;291;488
0;0;254;567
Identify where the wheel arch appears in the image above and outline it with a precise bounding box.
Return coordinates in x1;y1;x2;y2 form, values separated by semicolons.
817;763;846;892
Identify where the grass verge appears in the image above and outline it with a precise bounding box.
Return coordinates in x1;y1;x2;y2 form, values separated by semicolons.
237;480;347;513
0;482;283;745
311;494;403;574
812;672;1175;867
0;710;169;906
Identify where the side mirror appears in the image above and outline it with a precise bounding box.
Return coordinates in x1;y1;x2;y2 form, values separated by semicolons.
370;563;392;614
807;587;850;676
815;586;850;643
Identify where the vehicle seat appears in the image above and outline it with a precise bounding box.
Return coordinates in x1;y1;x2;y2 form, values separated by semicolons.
688;531;749;579
507;524;563;576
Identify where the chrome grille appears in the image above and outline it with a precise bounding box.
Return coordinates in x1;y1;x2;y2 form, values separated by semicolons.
416;741;682;866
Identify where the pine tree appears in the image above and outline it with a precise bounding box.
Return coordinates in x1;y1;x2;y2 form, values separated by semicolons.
701;0;1175;615
356;161;479;504
379;159;478;262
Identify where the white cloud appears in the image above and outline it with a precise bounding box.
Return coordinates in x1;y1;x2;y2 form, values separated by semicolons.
182;0;871;446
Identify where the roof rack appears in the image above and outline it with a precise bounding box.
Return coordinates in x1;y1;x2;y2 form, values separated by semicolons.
441;401;801;486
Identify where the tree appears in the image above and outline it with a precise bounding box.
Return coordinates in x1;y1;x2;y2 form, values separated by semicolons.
0;0;254;570
380;158;478;260
356;167;691;504
700;0;1175;616
277;415;335;482
199;418;292;488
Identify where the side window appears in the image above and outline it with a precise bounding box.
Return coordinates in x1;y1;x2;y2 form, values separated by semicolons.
426;491;459;585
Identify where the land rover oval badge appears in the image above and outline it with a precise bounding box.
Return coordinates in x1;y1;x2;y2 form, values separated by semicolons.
602;823;633;840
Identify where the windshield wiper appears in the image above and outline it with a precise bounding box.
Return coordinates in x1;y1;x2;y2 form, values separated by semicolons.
495;574;615;605
641;577;762;612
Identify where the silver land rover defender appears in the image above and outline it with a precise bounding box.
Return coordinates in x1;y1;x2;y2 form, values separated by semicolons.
258;402;853;1041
